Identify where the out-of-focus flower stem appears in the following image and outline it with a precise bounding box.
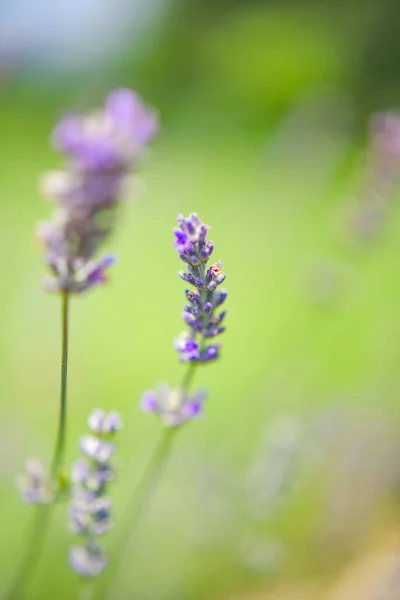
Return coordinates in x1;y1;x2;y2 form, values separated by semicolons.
100;365;195;599
6;505;51;599
181;361;197;391
7;292;71;599
51;291;70;485
79;577;95;600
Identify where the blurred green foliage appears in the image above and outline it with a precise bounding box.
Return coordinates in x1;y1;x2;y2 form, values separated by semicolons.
2;0;400;598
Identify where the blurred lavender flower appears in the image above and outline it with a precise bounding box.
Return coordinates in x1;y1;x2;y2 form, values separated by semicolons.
38;88;158;293
87;409;122;434
141;213;227;426
141;385;207;427
11;90;157;597
16;458;52;505
69;542;108;579
349;112;400;243
53;89;157;172
68;408;122;578
79;436;116;463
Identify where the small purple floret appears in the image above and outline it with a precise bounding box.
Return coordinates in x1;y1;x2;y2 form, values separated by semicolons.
174;333;200;362
173;229;192;254
141;391;159;412
140;385;207;427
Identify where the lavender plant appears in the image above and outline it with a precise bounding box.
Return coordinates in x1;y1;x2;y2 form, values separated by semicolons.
141;213;227;424
10;88;157;599
69;409;122;579
102;213;228;595
25;87;157;490
349;112;400;242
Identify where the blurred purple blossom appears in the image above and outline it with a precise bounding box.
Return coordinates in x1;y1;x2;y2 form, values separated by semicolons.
69;408;122;577
16;458;52;505
348;111;400;243
53;88;158;172
39;88;158;293
141;385;207;427
69;542;108;578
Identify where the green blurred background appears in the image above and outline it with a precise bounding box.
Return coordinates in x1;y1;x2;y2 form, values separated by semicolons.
2;0;400;598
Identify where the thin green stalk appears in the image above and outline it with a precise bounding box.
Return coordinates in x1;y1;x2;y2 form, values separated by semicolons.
99;428;176;600
181;362;196;391
79;579;94;600
122;426;176;540
6;292;71;599
5;505;51;599
51;290;70;483
99;365;196;599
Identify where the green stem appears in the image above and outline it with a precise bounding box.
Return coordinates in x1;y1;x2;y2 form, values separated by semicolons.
5;505;51;599
181;362;196;391
79;578;94;600
99;428;176;600
51;291;70;483
99;365;195;599
6;292;71;599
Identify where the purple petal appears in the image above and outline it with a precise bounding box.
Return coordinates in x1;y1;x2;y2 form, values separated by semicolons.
87;255;116;286
87;409;105;433
183;400;203;418
140;391;158;412
106;88;158;146
103;411;122;433
99;254;117;269
52;115;83;152
173;229;191;252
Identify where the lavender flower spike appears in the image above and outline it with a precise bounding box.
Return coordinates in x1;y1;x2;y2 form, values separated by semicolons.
69;409;122;578
174;213;227;365
141;213;227;427
109;215;227;597
39;88;158;294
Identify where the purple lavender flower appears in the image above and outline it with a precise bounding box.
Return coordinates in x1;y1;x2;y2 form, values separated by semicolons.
39;88;158;294
141;213;227;427
173;214;227;365
53;88;158;171
348;112;400;243
87;408;122;434
173;230;192;254
141;385;207;427
106;88;159;148
174;332;200;362
71;460;114;491
177;213;209;244
79;435;116;463
202;345;220;362
16;458;52;505
69;409;122;577
69;542;108;578
370;112;400;157
69;496;113;536
173;213;214;267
